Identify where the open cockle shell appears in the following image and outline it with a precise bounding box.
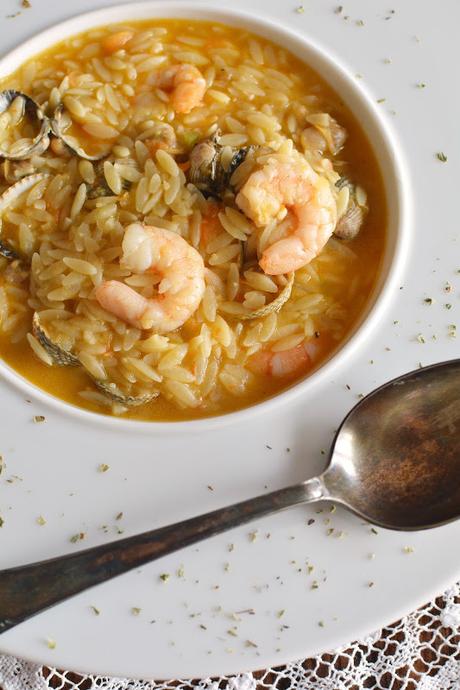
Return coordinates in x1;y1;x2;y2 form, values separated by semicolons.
0;90;51;160
51;104;110;162
334;177;368;240
0;173;50;260
32;312;80;367
234;272;294;321
93;378;160;407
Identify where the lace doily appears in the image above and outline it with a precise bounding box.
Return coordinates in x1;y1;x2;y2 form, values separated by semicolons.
1;582;460;690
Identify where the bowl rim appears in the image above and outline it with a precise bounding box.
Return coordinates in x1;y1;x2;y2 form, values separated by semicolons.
0;0;413;434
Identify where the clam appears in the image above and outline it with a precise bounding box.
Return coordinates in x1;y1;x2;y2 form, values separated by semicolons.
0;241;21;261
93;379;159;407
51;104;109;161
189;135;253;198
32;312;158;406
0;173;50;261
32;312;80;367
305;114;347;156
227;272;294;321
87;160;131;200
0;90;51;160
334;177;368;240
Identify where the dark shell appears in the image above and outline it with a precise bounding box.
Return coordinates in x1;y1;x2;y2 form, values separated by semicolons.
189;135;253;198
0;90;51;160
0;241;21;261
32;312;80;367
86;161;132;200
93;379;159;406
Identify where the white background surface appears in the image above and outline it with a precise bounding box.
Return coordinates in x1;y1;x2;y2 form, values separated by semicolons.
0;0;459;681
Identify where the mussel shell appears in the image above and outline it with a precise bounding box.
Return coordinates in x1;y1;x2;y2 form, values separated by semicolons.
0;90;51;160
0;240;21;261
51;104;109;162
93;378;159;407
32;312;80;367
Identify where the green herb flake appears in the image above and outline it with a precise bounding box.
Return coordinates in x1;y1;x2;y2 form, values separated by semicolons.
370;527;379;535
377;98;386;104
227;628;238;637
318;620;325;627
424;297;433;305
22;0;32;6
445;303;452;310
368;581;375;588
0;516;4;528
177;565;185;578
445;282;453;292
115;511;123;521
334;5;343;13
90;605;101;616
311;580;319;590
329;504;336;513
326;528;335;536
69;532;85;543
36;515;46;526
295;4;305;13
356;19;364;26
383;57;392;64
98;463;110;473
131;607;141;616
33;415;46;423
307;564;314;574
436;152;448;162
228;543;235;552
245;639;258;648
417;334;426;344
46;638;56;650
416;82;426;89
0;456;4;475
249;530;258;542
277;609;285;619
403;546;414;554
160;573;170;582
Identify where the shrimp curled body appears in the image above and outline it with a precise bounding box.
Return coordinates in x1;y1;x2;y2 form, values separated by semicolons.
95;223;205;333
236;157;337;275
154;63;206;114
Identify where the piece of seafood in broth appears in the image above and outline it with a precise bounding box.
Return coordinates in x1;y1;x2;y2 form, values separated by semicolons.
0;90;51;160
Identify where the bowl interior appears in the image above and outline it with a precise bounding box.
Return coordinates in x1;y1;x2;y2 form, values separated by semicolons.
0;2;411;431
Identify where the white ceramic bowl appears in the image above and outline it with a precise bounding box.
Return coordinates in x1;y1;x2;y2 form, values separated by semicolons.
0;1;412;432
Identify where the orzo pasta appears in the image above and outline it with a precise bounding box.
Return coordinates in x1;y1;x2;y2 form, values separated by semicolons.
0;19;385;421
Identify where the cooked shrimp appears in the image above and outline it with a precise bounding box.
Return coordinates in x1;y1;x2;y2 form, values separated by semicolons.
154;64;206;114
95;223;205;333
248;339;319;379
102;31;134;55
236;157;337;275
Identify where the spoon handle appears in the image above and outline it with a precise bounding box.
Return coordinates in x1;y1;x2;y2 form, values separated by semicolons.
0;477;325;633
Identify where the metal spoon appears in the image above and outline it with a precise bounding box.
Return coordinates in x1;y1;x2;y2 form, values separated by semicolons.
1;359;460;634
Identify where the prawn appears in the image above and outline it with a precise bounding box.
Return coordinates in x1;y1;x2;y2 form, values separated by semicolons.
236;157;337;275
153;64;206;114
248;339;319;379
95;223;205;333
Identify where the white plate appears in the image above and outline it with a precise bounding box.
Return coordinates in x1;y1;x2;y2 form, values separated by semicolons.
0;0;459;680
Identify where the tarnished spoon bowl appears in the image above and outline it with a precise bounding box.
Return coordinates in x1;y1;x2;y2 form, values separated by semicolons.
324;358;460;528
1;360;460;633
